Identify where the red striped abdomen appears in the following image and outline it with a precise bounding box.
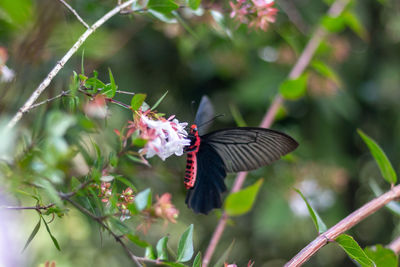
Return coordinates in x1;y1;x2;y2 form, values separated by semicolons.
184;152;197;189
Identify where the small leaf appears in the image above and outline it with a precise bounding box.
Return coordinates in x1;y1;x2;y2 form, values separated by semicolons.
192;252;202;267
145;246;156;260
42;216;61;251
364;245;398;267
164;263;187;267
22;218;41;252
224;179;263;216
294;188;327;233
115;176;137;192
151;91;168;111
108;68;117;97
131;93;147;111
336;234;375;267
321;15;346;32
343;11;367;40
279;73;308;100
358;129;397;184
134;188;152;211
147;0;179;14
188;0;201;10
311;60;341;86
156;236;169;261
126;233;150;248
177;224;194;262
214;240;235;267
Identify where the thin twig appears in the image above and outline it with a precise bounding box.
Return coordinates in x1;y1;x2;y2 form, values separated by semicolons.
57;0;90;29
24;90;70;113
388;235;400;255
7;0;135;129
202;0;350;265
60;196;143;267
285;185;400;266
0;203;55;211
116;90;136;95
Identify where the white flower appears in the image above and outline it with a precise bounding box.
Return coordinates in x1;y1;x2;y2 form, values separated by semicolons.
140;115;190;161
0;65;15;83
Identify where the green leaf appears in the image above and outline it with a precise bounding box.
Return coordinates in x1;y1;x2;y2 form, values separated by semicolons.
177;224;194;262
214;240;235;267
294;188;327;233
134;188;152;211
151;91;168;111
343;11;367;40
145;246;157;260
147;0;179;14
85;77;106;93
224;179;263;216
365;245;398;267
156;236;169;260
188;0;201;10
311;60;341;86
81;50;85;74
126;233;150;248
358;129;397;184
131;93;147;111
115;176;137;192
38;179;63;208
164;263;187;267
321;15;346;32
42;216;61;251
22;218;41;252
336;234;375;267
279;73;308;100
192;252;202;267
108;68;117;96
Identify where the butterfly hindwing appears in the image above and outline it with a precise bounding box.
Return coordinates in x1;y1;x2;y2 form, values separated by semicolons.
185;143;227;214
202;127;298;173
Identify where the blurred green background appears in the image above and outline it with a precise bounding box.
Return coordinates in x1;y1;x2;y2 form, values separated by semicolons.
1;0;400;266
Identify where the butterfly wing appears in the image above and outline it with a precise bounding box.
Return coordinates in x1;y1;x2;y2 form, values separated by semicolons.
202;127;298;173
185;143;227;214
194;95;215;136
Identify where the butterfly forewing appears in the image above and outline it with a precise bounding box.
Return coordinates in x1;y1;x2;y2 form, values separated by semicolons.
201;127;298;173
194;95;215;136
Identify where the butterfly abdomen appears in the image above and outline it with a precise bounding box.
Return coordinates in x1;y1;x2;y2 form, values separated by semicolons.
184;152;197;189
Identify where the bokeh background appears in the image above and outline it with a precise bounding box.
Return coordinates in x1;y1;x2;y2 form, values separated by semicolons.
1;0;400;266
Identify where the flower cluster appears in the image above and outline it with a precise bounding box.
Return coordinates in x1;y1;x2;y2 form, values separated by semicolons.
229;0;278;31
97;181;135;221
137;193;180;233
154;193;179;224
116;109;190;161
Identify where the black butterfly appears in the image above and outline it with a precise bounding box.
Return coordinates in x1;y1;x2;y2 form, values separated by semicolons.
183;96;298;214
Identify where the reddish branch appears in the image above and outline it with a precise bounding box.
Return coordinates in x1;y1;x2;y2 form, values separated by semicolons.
285;185;400;266
388;236;400;255
202;0;350;265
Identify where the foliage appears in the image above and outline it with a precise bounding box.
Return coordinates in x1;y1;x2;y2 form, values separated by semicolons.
0;0;400;266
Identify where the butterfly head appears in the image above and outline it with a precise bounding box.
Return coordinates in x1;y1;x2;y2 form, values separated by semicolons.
190;124;198;134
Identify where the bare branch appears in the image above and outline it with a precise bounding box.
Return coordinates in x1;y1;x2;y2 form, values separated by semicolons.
285;185;400;266
57;0;90;29
24;90;70;113
0;203;55;211
202;0;350;265
7;0;135;129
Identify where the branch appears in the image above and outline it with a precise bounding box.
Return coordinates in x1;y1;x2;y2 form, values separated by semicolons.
7;0;135;129
202;0;350;265
388;235;400;255
285;185;400;266
60;196;143;267
0;203;55;211
24;90;70;113
57;0;90;29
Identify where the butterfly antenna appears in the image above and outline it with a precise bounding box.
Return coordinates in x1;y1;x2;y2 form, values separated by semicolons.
197;114;225;129
190;100;197;118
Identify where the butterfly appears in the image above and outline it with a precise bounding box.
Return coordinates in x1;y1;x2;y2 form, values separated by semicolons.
184;96;298;214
